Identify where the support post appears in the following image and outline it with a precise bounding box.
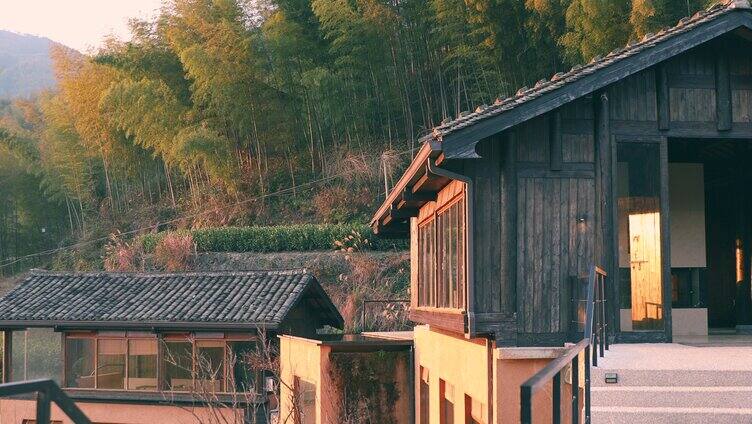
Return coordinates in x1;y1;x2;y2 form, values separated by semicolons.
716;50;732;131
656;63;670;131
550;111;563;171
595;92;614;342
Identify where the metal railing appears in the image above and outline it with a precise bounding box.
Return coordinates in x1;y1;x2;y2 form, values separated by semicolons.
0;379;91;424
520;265;608;424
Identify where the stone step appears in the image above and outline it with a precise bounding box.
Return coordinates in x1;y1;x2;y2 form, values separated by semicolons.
591;386;752;408
591;368;752;387
591;406;752;424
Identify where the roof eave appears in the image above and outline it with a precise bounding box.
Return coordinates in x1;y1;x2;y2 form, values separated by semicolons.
0;320;281;332
370;140;444;234
440;7;752;159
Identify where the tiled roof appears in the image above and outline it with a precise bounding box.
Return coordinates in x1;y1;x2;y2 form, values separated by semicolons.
427;0;750;143
0;269;342;329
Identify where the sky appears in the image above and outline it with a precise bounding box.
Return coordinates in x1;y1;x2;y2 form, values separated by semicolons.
0;0;164;52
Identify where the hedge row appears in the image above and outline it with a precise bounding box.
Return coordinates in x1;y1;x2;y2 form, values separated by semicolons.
140;224;407;253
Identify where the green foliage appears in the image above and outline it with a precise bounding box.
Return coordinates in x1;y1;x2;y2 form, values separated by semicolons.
140;224;407;253
329;351;407;424
0;0;716;274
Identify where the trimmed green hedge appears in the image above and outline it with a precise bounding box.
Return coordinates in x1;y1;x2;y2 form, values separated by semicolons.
140;224;407;253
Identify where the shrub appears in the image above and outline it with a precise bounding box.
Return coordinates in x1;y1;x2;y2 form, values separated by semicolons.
153;233;196;271
104;231;145;272
140;224;407;254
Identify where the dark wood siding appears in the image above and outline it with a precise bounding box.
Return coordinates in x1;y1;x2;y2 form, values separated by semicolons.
427;35;752;345
516;177;594;334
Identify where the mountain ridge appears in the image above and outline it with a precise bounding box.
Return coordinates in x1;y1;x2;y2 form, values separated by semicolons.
0;30;74;99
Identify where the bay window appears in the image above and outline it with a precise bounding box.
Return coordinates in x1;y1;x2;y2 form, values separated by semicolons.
417;194;467;310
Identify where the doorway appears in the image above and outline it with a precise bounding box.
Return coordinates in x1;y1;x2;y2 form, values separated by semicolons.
668;139;752;332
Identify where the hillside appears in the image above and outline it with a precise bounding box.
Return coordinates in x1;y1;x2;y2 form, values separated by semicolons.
0;30;59;99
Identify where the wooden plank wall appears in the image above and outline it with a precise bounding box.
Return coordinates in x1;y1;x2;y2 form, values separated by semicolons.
468;35;752;345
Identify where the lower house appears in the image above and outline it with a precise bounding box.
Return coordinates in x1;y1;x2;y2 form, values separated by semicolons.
0;269;343;424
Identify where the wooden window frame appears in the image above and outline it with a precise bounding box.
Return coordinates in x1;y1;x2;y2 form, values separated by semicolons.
62;331;254;394
417;191;467;311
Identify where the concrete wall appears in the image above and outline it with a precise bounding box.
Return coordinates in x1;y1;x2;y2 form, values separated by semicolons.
0;399;241;424
620;307;708;335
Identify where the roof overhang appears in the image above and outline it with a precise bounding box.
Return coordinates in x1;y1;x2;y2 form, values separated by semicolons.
436;7;752;159
0;320;279;332
370;140;452;236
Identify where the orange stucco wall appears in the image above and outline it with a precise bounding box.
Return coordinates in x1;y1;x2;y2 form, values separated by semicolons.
279;335;333;424
278;335;411;424
0;398;241;424
414;325;582;424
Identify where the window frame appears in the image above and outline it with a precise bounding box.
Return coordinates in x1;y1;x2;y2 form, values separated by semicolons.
417;191;467;311
62;331;255;394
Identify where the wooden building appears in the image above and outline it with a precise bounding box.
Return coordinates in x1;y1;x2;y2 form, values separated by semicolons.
0;269;343;424
372;0;752;348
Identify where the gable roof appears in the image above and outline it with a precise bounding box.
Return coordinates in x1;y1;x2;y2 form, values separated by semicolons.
372;0;752;233
432;0;752;159
0;269;343;331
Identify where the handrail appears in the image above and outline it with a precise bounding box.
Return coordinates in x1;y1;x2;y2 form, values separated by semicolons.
0;379;91;424
520;265;608;424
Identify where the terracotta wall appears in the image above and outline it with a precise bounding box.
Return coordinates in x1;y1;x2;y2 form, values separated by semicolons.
0;399;241;424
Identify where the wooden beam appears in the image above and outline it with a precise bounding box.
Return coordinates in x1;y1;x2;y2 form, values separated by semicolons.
716;50;733;131
390;205;418;220
656;63;671;130
501;131;518;346
549;111;563;171
402;188;437;203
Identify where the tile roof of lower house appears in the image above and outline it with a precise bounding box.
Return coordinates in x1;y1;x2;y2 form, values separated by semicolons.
0;269;343;330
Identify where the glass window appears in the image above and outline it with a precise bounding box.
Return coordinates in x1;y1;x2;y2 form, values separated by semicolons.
9;329;62;383
65;338;95;388
229;341;256;392
97;339;125;389
26;328;62;383
11;330;26;382
127;339;157;391
196;340;225;393
617;142;664;331
418;196;466;309
163;341;193;391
